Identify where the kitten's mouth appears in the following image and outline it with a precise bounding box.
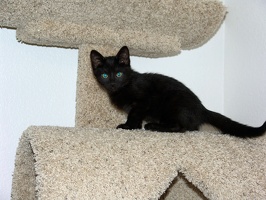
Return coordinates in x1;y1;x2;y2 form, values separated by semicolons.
108;84;118;92
111;84;116;90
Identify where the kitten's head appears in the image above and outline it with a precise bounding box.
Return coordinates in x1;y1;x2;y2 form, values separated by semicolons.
90;46;132;93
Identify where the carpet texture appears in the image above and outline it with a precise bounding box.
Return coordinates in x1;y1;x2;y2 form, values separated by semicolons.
0;0;226;57
3;0;264;200
13;126;266;199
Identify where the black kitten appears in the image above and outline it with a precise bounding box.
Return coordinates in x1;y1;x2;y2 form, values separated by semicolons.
90;46;266;138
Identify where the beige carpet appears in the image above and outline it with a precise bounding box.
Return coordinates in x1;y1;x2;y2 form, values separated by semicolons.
3;1;265;200
1;0;226;57
12;126;266;199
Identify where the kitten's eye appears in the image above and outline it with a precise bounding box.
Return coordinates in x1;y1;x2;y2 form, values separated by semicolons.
101;73;108;79
116;72;123;78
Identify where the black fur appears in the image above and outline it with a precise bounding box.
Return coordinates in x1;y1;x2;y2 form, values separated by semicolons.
90;46;266;138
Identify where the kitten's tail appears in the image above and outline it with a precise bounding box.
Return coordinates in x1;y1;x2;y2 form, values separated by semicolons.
203;109;266;138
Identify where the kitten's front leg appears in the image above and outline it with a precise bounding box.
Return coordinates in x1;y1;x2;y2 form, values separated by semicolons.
117;106;144;130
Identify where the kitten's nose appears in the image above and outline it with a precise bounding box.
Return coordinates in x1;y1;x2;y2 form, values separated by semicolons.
110;83;116;88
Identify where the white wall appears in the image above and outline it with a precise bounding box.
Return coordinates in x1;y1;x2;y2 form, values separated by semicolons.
224;0;266;126
0;30;78;199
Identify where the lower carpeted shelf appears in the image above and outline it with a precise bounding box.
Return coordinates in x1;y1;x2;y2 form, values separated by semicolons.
12;126;266;200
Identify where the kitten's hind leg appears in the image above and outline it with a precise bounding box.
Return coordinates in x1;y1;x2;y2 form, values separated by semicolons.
144;123;185;133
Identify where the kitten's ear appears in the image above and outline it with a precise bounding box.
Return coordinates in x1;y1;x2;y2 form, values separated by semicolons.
116;46;130;66
90;50;104;69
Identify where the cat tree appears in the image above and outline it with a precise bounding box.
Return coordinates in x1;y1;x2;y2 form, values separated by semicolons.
1;0;266;199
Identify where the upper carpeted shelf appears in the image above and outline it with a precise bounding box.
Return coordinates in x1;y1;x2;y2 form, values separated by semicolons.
0;0;226;57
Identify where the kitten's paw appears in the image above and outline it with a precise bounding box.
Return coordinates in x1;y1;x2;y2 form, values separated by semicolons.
144;123;159;131
116;123;141;130
117;123;131;130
